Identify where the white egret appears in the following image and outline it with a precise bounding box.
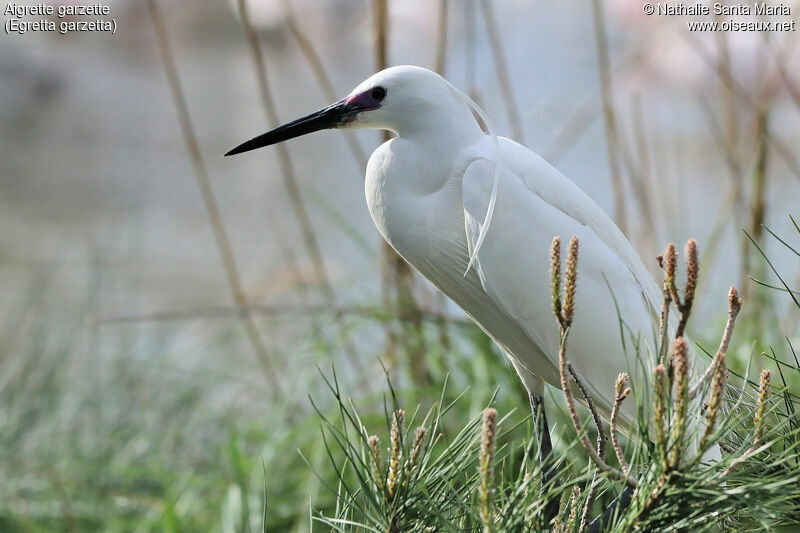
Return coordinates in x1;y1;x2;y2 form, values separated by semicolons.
226;65;698;466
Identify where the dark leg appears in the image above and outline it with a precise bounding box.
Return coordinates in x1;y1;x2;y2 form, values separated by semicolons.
529;393;553;466
588;487;634;532
528;393;560;520
527;390;635;530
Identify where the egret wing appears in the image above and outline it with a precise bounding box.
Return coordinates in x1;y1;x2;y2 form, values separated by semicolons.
461;138;661;420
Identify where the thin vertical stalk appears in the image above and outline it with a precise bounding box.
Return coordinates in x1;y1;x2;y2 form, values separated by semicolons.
373;0;389;85
692;95;744;305
771;33;800;112
372;0;423;373
740;98;771;305
542;94;600;165
591;0;627;235
235;0;360;367
627;97;660;255
464;0;487;131
465;0;478;99
715;31;740;174
146;0;278;385
740;42;779;305
373;0;397;365
684;33;800;182
282;0;368;166
434;0;449;75
714;30;750;300
479;0;523;143
433;0;451;359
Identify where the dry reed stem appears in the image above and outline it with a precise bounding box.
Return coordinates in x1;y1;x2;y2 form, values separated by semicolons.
373;0;389;79
606;120;652;256
430;0;451;359
265;210;308;299
435;291;453;355
611;373;632;478
479;0;523;143
714;31;739;165
146;0;278;384
103;302;473;328
741;91;772;303
235;0;361;366
591;0;627;234
630;97;661;244
542;28;692;167
770;33;800;112
236;0;328;294
371;0;420;367
435;0;448;75
464;0;477;97
282;0;368;165
542;95;601;165
694;96;746;307
711;29;747;253
685;33;800;183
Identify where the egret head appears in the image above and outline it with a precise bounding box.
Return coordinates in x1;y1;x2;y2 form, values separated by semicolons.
225;65;472;156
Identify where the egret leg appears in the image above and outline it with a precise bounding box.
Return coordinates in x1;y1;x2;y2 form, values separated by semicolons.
587;487;634;532
528;393;553;465
528;392;561;521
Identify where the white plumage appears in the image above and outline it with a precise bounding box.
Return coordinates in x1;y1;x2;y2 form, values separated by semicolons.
359;66;664;425
226;64;706;438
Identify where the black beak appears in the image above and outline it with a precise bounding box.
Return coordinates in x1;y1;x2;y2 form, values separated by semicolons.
225;99;355;157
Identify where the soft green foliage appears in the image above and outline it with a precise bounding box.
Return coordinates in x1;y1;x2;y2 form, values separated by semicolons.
1;234;798;532
0;268;528;532
308;369;574;532
310;346;800;532
309;226;800;532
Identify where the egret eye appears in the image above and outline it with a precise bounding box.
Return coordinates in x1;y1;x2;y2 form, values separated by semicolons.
371;86;387;102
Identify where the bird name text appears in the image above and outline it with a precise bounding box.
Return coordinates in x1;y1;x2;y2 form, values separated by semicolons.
3;2;117;35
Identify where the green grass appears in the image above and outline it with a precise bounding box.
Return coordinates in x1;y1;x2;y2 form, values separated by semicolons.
1;222;799;532
303;228;800;532
0;270;527;532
